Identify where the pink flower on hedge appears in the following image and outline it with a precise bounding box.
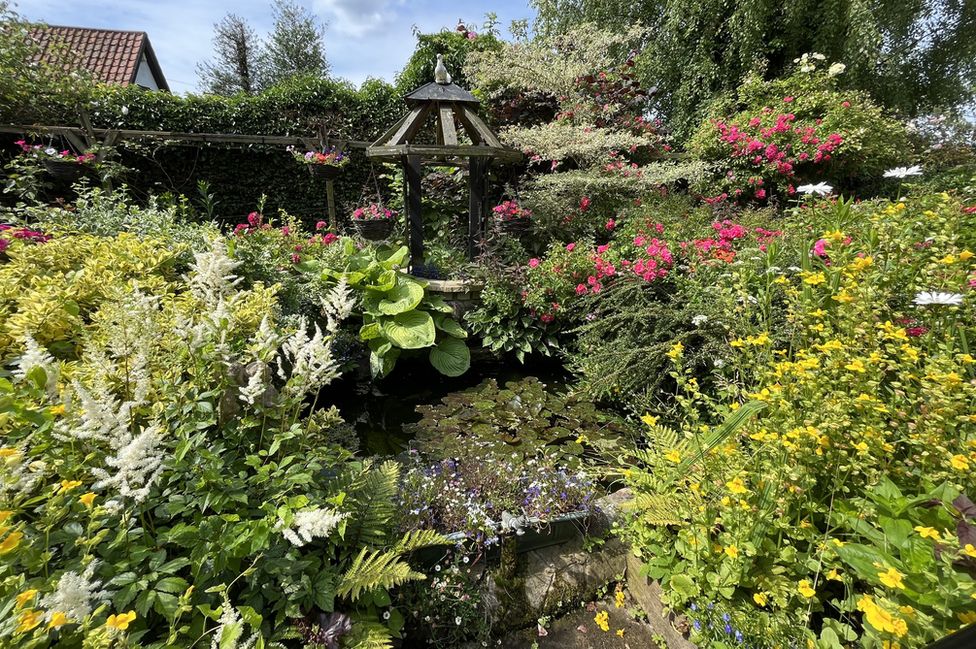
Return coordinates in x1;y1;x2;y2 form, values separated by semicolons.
755;189;767;199
321;233;338;245
597;244;610;254
606;218;616;230
247;212;261;226
541;313;554;323
0;238;8;252
528;258;540;268
579;196;591;212
783;96;794;103
576;284;587;295
316;221;327;230
281;226;290;236
290;253;301;264
566;242;576;251
841;101;851;108
813;239;829;257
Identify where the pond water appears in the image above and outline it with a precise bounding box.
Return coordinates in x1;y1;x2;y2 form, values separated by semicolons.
328;351;571;456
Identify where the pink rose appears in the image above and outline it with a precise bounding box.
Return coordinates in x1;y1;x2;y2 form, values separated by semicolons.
528;258;540;268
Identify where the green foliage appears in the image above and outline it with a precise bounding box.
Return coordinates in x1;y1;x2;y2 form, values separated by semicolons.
322;240;470;377
396;30;502;93
532;0;976;139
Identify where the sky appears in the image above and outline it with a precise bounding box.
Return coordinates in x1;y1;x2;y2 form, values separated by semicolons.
15;0;536;94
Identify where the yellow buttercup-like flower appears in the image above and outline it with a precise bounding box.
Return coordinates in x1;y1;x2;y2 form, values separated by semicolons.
640;414;658;426
667;342;684;360
914;526;940;540
797;580;816;598
878;567;906;590
49;404;66;416
724;544;740;559
845;359;866;373
803;272;827;286
60;480;82;492
15;589;38;609
726;477;749;495
826;568;842;581
614;589;625;608
79;492;97;508
664;449;681;463
962;544;976;558
593;610;610;632
0;530;23;554
106;611;137;631
959;250;974;261
616;629;625;638
753;592;767;607
951;455;970;471
958;611;976;625
48;611;68;629
16;609;43;633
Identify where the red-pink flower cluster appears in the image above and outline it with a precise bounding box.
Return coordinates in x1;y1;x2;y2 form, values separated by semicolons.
352;203;396;221
492;200;532;222
0;224;52;250
15;140;95;163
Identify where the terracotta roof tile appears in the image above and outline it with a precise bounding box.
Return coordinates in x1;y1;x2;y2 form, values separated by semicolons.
27;25;152;86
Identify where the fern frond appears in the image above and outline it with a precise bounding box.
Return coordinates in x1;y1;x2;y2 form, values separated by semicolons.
338;548;425;601
344;622;394;649
392;529;451;554
344;460;400;548
630;493;689;526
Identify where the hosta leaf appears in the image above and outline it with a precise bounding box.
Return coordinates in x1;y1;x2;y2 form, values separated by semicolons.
429;337;470;377
434;315;468;339
378;279;424;315
381;311;435;349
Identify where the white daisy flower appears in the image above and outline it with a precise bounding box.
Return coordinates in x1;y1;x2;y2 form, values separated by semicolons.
883;166;922;179
796;182;833;195
913;291;963;306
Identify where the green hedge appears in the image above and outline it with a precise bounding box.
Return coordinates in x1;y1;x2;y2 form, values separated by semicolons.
4;76;404;223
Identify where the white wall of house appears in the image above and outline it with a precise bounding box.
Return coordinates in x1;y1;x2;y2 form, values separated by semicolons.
134;53;159;90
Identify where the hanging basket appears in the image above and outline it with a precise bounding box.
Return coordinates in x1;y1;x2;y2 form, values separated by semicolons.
44;159;85;182
498;218;530;236
353;219;394;241
308;164;343;180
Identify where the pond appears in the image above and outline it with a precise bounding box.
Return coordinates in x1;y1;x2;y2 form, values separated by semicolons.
329;351;572;456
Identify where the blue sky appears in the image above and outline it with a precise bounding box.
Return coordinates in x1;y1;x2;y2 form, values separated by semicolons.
16;0;535;93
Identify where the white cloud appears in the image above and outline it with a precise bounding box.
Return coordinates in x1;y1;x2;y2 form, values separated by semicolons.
313;0;404;37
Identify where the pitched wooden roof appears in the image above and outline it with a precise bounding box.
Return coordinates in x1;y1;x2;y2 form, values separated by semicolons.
27;25;169;90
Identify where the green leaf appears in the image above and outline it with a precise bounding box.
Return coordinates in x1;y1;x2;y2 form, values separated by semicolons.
381;311;435;349
366;270;397;293
378;279;424;315
359;322;382;341
434;315;467;339
429;337;470;377
668;573;699;600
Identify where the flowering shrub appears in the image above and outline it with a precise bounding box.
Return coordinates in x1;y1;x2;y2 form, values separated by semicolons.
351;202;396;221
491;199;532;223
621;191;976;646
689;60;908;201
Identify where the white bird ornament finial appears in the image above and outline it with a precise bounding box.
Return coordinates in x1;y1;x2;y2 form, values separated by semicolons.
434;54;452;85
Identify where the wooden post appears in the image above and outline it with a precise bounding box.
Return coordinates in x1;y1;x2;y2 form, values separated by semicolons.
326;179;337;231
404;155;424;266
468;157;486;260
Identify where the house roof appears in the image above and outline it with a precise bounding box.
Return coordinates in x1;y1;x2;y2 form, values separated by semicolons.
27;25;169;91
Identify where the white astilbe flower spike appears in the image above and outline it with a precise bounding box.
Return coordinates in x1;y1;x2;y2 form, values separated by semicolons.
249;315;283;362
40;563;109;622
278;508;348;547
277;319;340;397
91;423;166;506
238;371;266;406
883;165;922;179
913;291;964;306
57;379;134;446
321;278;356;333
13;334;60;396
210;596;259;649
188;239;241;305
0;445;44;499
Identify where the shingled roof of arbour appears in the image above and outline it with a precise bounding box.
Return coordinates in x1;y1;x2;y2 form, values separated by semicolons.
27;24;169;90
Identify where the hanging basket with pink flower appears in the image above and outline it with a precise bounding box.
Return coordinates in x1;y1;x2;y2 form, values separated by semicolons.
16;141;95;182
351;203;396;241
492;200;532;235
289;145;350;179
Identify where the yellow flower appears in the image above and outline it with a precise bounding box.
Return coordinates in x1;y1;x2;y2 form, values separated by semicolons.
960;250;974;261
824;229;845;242
575;434;588;445
616;629;625;638
878;567;906;590
106;611;137;632
48;611;68;629
15;589;38;609
820;339;844;353
854;441;870;453
16;609;43;634
848;256;873;272
826;569;842;581
593;610;610;632
664;449;681;463
667;342;684;360
951;454;970;471
753;592;767;607
797;580;816;598
0;510;12;524
962;544;976;558
857;595;907;637
614;589;625;608
724;544;739;559
79;492;96;508
803;272;827;286
60;480;82;492
726;477;749;495
0;530;23;554
49;404;66;416
640;414;658;427
0;447;20;459
914;526;940;540
845;359;866;373
958;611;976;625
939;254;958;265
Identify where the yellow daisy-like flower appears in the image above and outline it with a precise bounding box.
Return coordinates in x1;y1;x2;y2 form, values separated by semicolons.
640;414;658;427
753;592;767;607
48;611;69;629
854;441;870;453
614;589;625;608
106;611;137;632
17;609;43;634
845;359;866;373
878;567;906;590
819;340;844;352
616;628;625;637
958;611;976;625
797;579;816;598
826;568;842;581
667;342;684;360
951;454;970;471
49;404;66;416
79;492;96;508
15;589;38;609
939;254;958;265
593;610;610;632
803;272;827;286
914;526;940;540
726;477;749;495
724;544;739;559
0;530;24;554
60;480;82;492
664;449;681;463
962;544;976;558
959;250;974;261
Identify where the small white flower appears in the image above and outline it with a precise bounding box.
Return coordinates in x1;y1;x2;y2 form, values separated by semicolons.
883;165;922;179
121;105;129;115
382;611;391;620
455;616;462;625
691;315;709;326
796;182;833;196
44;147;57;156
713;359;726;368
827;62;846;76
913;291;963;306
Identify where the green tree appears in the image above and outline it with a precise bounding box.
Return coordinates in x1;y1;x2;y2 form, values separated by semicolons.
197;13;264;95
261;0;329;84
531;0;976;140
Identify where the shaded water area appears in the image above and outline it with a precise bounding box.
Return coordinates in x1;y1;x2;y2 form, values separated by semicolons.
329;351;571;456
